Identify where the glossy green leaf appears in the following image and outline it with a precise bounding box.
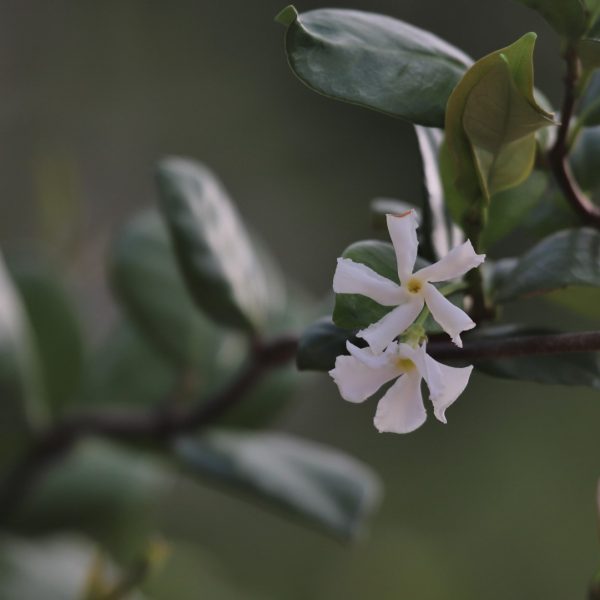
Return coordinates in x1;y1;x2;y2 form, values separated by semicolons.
481;171;547;248
297;317;357;372
9;263;84;417
415;126;463;261
494;228;600;302
175;429;381;538
571;124;600;191
578;70;600;126
156;157;285;333
277;6;471;127
472;325;600;389
445;33;554;228
515;0;588;39
0;254;46;463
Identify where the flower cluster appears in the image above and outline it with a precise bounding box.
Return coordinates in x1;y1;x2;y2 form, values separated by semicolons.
329;210;485;434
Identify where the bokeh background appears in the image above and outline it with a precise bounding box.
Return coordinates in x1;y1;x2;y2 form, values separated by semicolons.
0;1;599;599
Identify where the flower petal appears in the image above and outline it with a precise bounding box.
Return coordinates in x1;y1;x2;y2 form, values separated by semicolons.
423;284;475;347
414;240;485;283
357;298;424;354
346;341;398;369
333;258;404;305
425;355;473;424
373;371;426;434
329;355;400;403
399;342;444;400
386;211;419;283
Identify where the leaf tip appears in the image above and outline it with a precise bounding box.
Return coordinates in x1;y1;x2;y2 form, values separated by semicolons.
275;5;298;27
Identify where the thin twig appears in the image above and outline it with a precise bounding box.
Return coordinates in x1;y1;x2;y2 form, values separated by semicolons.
549;44;600;228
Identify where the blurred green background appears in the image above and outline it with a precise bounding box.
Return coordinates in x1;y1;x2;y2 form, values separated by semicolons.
0;1;599;599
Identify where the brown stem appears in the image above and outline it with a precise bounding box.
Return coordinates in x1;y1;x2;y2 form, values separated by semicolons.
549;44;600;228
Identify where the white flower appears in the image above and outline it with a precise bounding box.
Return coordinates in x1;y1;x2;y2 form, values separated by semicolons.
333;210;485;352
329;341;473;434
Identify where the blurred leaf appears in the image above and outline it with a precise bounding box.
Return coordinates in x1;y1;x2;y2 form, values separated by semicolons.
472;325;600;389
156;157;285;333
545;286;600;320
276;6;471;127
445;33;553;233
578;38;600;70
0;253;46;464
175;429;381;539
415;126;463;260
579;71;600;126
9;262;84;417
110;210;225;369
10;440;173;557
514;0;587;39
494;228;600;302
481;171;547;248
297;317;356;372
571;124;600;191
0;536;145;600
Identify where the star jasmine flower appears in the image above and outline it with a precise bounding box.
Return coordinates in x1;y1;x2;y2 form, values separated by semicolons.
333;210;485;352
329;340;473;434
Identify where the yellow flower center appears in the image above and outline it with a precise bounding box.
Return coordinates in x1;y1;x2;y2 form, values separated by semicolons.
395;358;415;371
407;277;423;294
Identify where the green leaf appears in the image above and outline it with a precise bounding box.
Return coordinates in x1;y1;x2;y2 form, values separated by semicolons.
156;157;285;333
515;0;588;39
571;124;600;191
297;317;357;371
578;38;600;70
578;70;600;126
277;6;471;127
472;325;600;389
109;210;224;369
481;170;547;248
9;263;84;417
415;126;463;260
333;240;428;329
174;429;381;538
494;228;600;302
0;254;46;462
10;440;172;556
444;33;554;227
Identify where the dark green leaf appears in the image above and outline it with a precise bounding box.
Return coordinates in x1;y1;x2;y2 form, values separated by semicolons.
109;210;224;369
515;0;588;39
494;228;600;302
579;71;600;126
0;254;46;463
175;429;381;538
415;126;463;261
277;6;471;127
571;124;600;191
156;157;285;333
9;263;84;417
297;317;356;371
481;170;547;248
578;38;600;70
472;325;600;389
